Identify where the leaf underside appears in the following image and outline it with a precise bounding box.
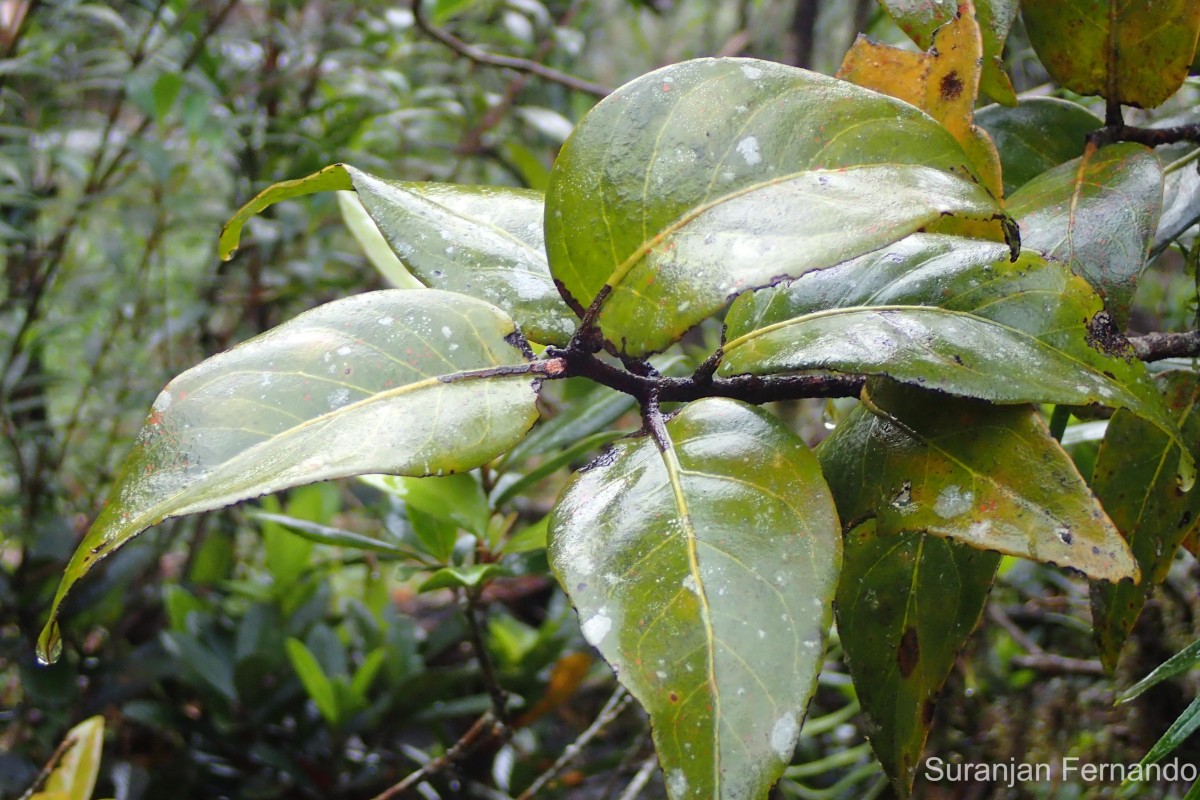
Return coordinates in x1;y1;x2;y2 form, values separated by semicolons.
39;289;540;663
220;163;576;345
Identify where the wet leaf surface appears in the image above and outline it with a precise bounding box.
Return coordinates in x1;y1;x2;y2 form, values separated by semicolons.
549;398;840;799
1007;143;1163;326
832;520;998;798
976;98;1103;195
818;380;1134;581
1021;0;1200;108
219;164;576;345
545;57;1008;357
1090;371;1200;672
722;234;1191;486
877;0;1018;105
39;290;540;662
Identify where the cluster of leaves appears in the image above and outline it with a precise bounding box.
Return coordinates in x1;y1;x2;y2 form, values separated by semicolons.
25;1;1200;799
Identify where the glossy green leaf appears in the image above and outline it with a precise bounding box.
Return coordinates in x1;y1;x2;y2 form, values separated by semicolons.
1007;143;1163;326
833;520;999;797
549;398;840;799
1021;0;1200;108
545;57;1010;357
220;164;576;345
286;638;341;725
976;98;1103;195
722;235;1191;486
1120;635;1200;702
42;716;104;800
878;0;1018;105
818;380;1135;581
1090;371;1200;672
38;290;541;663
418;564;505;593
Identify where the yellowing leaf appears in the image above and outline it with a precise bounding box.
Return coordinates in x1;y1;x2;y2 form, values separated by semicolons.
838;1;1004;200
878;0;1018;105
43;716;104;800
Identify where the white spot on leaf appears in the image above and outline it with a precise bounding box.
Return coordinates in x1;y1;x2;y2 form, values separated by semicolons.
770;714;799;759
934;485;974;519
737;136;761;166
581;612;611;647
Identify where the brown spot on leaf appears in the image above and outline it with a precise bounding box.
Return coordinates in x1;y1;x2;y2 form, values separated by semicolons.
940;71;964;100
897;626;920;678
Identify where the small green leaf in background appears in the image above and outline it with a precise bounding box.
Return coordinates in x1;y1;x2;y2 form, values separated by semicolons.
833;520;999;798
286;638;341;726
1021;0;1200;108
545;57;1009;357
976;97;1103;195
877;0;1019;105
362;472;490;537
1090;371;1200;672
39;290;540;664
40;716;104;800
818;380;1135;581
418;564;505;593
550;398;841;799
249;511;415;557
1007;142;1163;326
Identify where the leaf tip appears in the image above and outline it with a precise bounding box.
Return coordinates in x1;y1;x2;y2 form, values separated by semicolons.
36;621;62;665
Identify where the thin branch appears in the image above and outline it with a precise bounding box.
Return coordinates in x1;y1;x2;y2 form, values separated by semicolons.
372;713;502;800
987;604;1043;655
461;588;511;724
1010;653;1105;676
615;755;659;800
17;732;77;800
410;0;609;98
1106;123;1200;148
515;687;633;800
1129;330;1200;362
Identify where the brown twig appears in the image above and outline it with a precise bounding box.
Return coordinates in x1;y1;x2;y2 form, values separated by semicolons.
410;0;609;98
17;731;78;800
615;755;660;800
515;686;633;800
1011;653;1105;676
371;713;503;800
988;604;1043;655
1128;330;1200;362
461;588;511;724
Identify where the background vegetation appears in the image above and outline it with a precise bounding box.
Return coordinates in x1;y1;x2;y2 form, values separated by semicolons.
3;1;1200;798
